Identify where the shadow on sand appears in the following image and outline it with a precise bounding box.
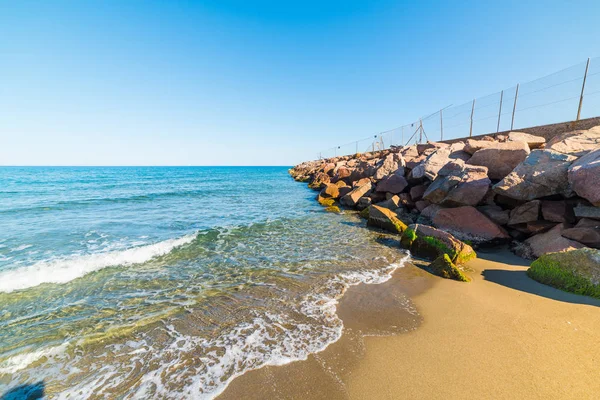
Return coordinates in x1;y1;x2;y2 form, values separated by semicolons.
478;249;600;308
1;382;45;400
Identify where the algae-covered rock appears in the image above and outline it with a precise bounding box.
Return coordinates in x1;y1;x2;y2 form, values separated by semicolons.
400;224;476;265
367;205;407;234
429;254;470;282
527;248;600;299
325;206;341;213
317;195;336;207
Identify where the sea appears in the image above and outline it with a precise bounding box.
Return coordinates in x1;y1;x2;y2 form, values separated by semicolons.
0;166;412;399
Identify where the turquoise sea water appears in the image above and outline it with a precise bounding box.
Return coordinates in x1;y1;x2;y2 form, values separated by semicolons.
0;167;412;399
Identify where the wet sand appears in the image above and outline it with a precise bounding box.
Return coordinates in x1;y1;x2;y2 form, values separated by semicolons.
219;248;600;399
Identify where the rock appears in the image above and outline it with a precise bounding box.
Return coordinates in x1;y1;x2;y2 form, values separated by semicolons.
422;148;453;180
561;218;600;249
400;223;476;265
323;163;336;176
348;161;377;182
508;131;546;149
352;177;371;188
493;150;577;201
319;184;340;199
333;166;352;181
541;200;575;223
573;205;600;220
340;182;373;207
429;254;470;282
525;223;586;258
420;204;443;220
422;160;490;207
393;206;417;225
546;125;600;156
375;174;408;194
508;200;541;225
477;205;510;226
568;148;600;206
325;206;341;213
432;206;510;243
317;195;335;207
338;186;353;198
367;205;407;234
409;184;428;201
397;193;414;208
415;200;430;212
417;141;448;155
467;141;530;180
374;196;400;210
356;196;372;211
374;154;404;180
464;139;493;154
334;180;349;188
527;248;600;299
308;171;331;190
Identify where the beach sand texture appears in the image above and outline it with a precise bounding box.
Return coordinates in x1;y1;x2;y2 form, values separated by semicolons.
219;249;600;400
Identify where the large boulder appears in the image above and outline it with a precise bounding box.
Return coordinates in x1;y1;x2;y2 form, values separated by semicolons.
541;200;575;223
477;204;510;226
375;174;408;194
493;150;577;201
429;254;470;282
422;160;490;207
308;171;331;189
464;139;494;154
508;200;541;225
366;205;407;234
561;218;600;249
507;131;546;149
319;183;340;199
568;148;600;206
400;223;476;265
574;205;600;220
374;153;404;180
546;125;600;156
467;141;530;180
374;195;401;210
340;182;373;207
348;161;377;182
432;206;510;243
524;223;586;258
527;248;600;299
422;148;453;180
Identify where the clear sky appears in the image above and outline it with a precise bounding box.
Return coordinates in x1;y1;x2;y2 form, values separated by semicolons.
1;0;599;166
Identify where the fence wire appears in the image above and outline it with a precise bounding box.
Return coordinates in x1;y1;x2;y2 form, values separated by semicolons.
318;56;600;159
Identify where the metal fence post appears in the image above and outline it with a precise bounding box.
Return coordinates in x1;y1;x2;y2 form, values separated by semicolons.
511;84;519;130
577;58;591;121
497;90;503;132
440;109;444;141
469;99;476;137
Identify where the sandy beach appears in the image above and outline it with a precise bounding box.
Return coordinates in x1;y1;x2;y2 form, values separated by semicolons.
219;249;600;399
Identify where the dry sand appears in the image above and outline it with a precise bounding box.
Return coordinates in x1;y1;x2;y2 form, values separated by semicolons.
219;249;600;400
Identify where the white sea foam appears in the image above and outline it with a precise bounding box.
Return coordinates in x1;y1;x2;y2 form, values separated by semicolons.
0;342;69;375
0;233;197;293
4;254;410;399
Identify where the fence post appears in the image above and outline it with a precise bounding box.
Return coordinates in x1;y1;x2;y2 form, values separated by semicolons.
497;90;503;132
440;109;444;141
419;119;423;143
469;99;476;137
577;58;591;121
511;84;519;130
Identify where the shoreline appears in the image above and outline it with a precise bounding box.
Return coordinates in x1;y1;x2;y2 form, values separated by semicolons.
219;248;600;399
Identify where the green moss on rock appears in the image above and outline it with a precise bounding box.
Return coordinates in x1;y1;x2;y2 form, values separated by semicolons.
429;254;470;282
359;207;370;219
317;196;335;207
527;249;600;299
325;206;341;213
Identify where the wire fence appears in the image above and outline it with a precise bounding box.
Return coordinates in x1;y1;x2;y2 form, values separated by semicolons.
318;56;600;159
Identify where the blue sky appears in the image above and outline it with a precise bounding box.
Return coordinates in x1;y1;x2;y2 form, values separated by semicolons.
1;0;599;166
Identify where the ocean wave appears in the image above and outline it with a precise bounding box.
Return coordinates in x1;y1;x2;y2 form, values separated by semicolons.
0;343;69;375
0;234;198;293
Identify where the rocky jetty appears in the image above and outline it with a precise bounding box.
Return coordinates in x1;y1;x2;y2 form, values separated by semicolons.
290;126;600;287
